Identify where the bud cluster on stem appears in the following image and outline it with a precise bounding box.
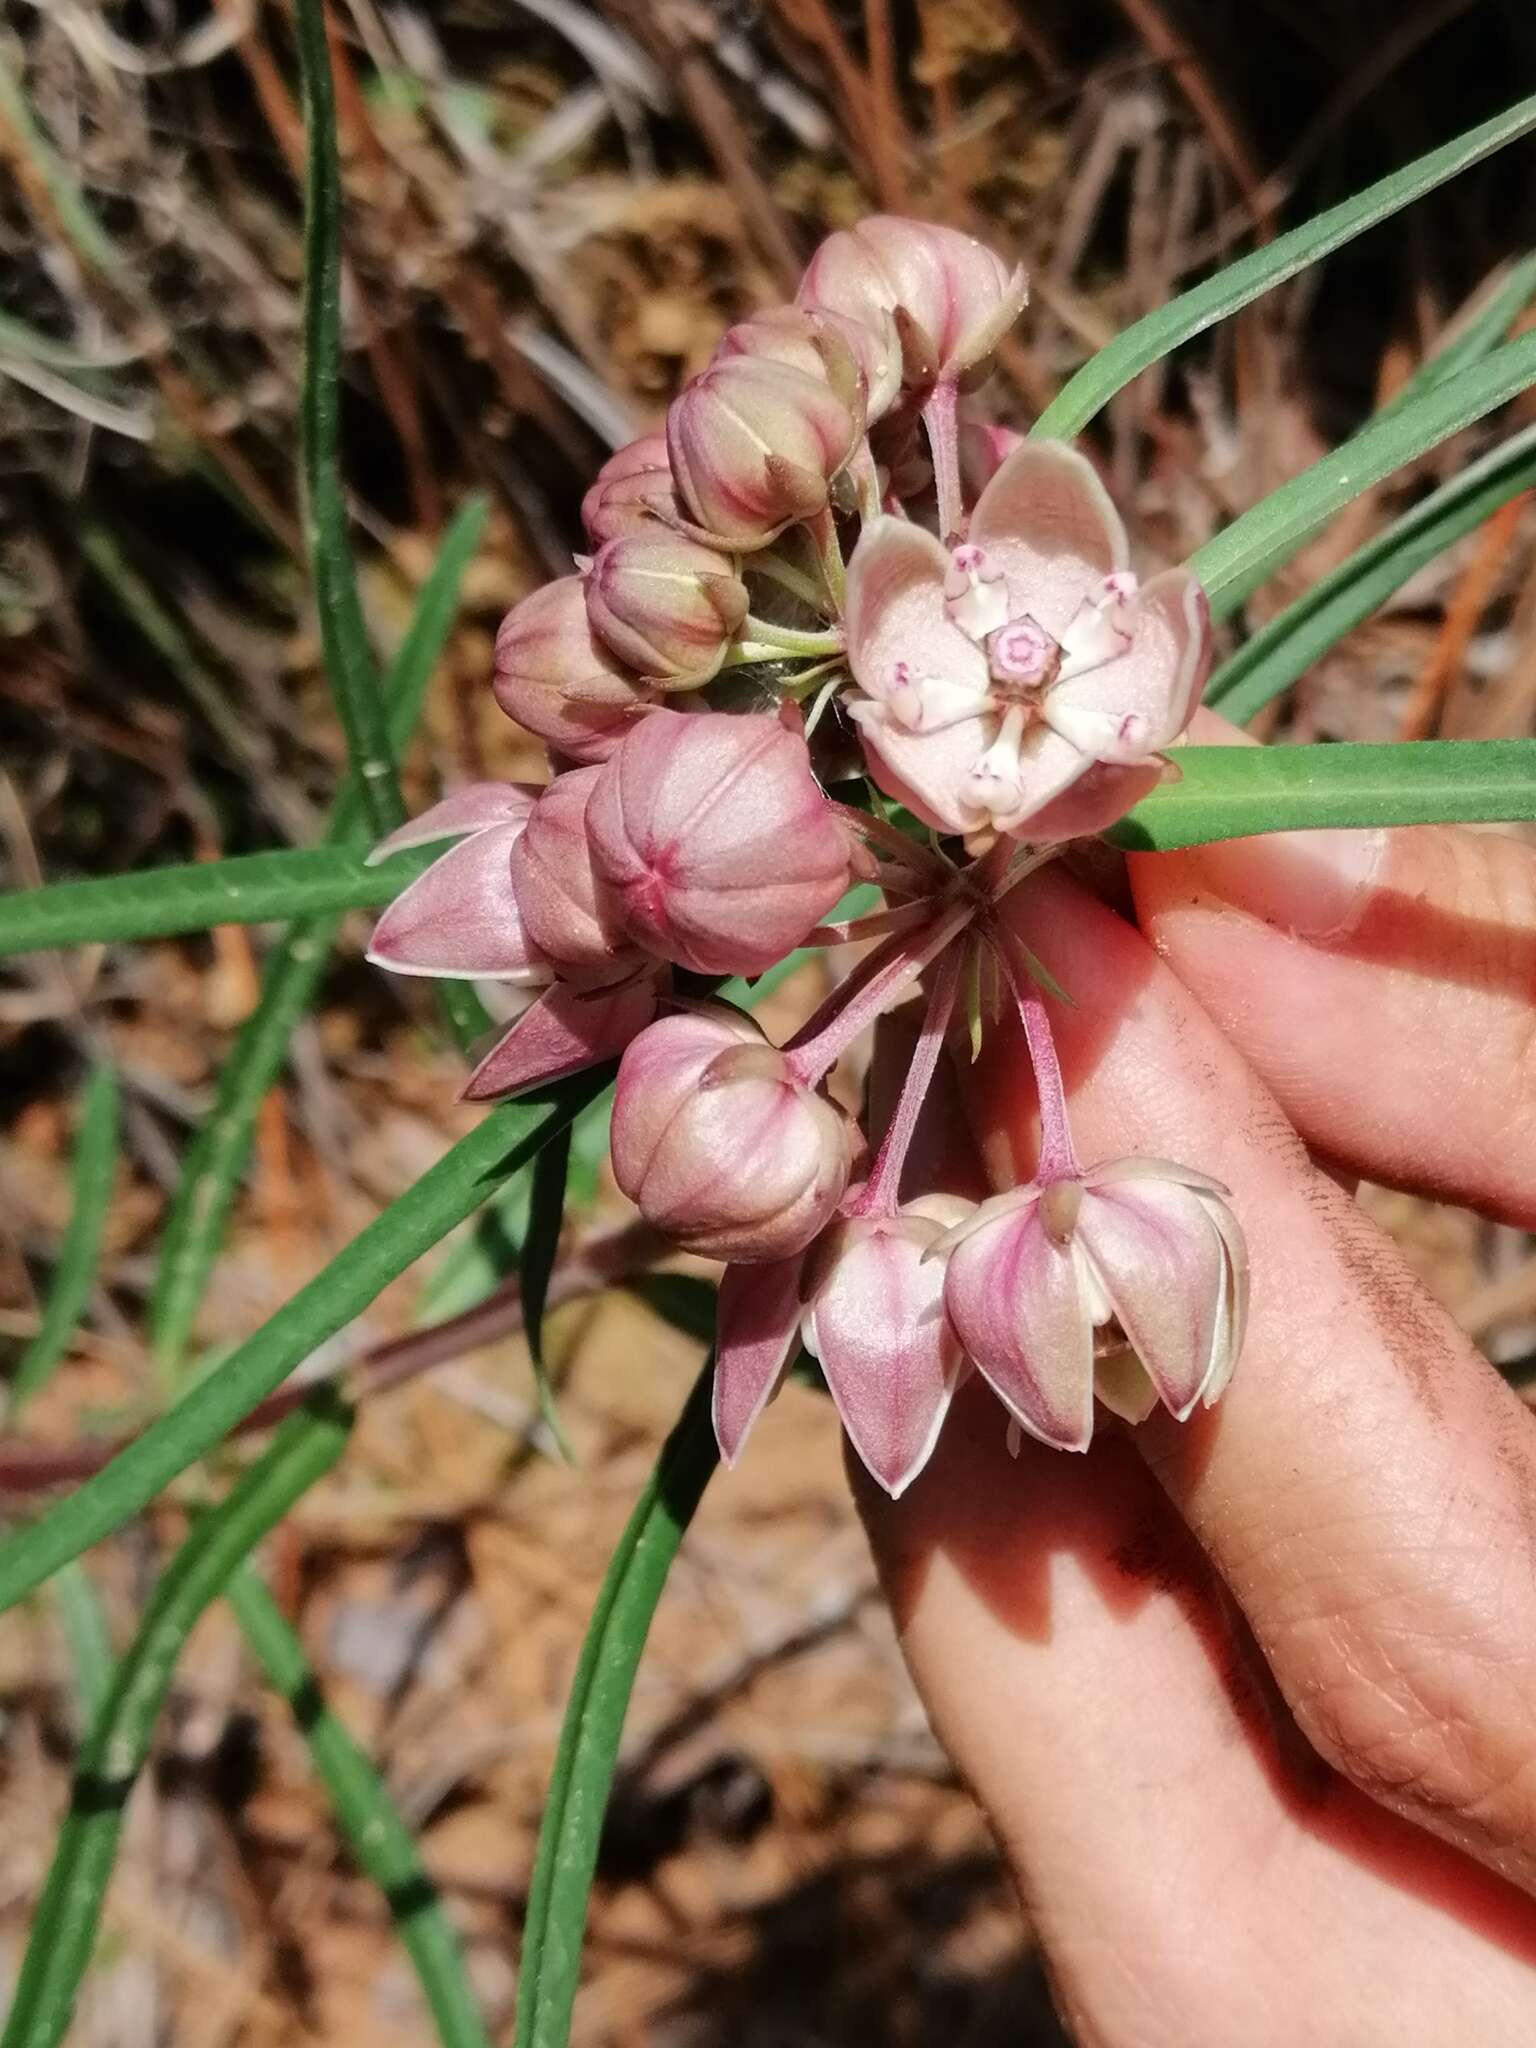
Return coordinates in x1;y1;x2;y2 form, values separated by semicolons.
369;207;1245;1492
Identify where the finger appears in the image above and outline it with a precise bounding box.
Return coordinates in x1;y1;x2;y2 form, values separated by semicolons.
856;1398;1536;2048
967;869;1536;1892
1128;710;1536;1223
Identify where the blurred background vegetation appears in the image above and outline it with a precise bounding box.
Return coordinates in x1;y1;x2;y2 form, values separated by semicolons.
3;2;1536;2041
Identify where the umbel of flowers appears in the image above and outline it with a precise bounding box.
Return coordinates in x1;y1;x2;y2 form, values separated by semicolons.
369;215;1247;1497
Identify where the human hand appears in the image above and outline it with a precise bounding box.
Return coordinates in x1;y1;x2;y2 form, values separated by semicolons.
855;716;1536;2047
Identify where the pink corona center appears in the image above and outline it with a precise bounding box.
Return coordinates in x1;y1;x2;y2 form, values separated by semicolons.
986;617;1058;691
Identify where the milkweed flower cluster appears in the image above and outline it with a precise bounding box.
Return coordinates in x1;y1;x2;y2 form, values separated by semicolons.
370;214;1246;1496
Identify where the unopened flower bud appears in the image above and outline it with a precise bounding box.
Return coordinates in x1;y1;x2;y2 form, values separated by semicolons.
713;305;874;423
587;711;860;977
580;432;679;544
493;576;655;765
366;784;548;983
799;216;1027;389
940;1161;1247;1452
583;530;748;685
611;1007;854;1261
666;355;860;550
508;766;645;990
801;1195;973;1496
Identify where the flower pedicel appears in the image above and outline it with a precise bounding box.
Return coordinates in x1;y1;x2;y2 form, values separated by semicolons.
371;214;1247;1496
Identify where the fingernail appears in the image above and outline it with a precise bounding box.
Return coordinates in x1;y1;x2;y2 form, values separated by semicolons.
1188;826;1387;942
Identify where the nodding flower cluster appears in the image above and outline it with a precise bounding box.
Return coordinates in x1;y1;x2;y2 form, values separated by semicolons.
370;215;1247;1496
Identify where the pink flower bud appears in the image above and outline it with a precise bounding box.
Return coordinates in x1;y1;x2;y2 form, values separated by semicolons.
366;783;549;983
801;1195;973;1496
713;305;878;422
493;576;655;765
580;431;679;544
940;1161;1248;1451
583;530;748;685
799;216;1028;388
666;355;860;550
587;711;859;977
508;766;646;991
611;1007;854;1261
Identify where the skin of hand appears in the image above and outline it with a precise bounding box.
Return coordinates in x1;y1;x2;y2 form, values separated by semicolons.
853;713;1536;2048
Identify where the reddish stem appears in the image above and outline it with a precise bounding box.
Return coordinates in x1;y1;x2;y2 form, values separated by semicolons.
784;904;973;1087
851;939;963;1216
922;380;964;543
992;929;1080;1182
0;1221;662;1497
807;899;932;948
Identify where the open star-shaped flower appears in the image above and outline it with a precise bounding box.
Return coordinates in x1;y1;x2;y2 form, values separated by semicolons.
843;441;1212;842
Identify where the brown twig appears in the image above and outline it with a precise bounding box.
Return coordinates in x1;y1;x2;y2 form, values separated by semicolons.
1397;491;1531;740
860;0;911;214
0;1219;667;1495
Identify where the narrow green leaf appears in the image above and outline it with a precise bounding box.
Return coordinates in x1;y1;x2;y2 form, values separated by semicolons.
415;1174;532;1325
513;1360;719;2048
148;497;490;1372
1;1393;351;2048
50;1564;114;1731
1377;252;1536;420
1192;329;1536;619
11;1064;119;1411
147;914;342;1372
1032;91;1536;441
295;0;402;839
520;1121;577;1462
227;1565;491;2048
410;1083;612;1329
0;842;435;958
0;1078;606;1617
1207;424;1536;725
1109;739;1536;852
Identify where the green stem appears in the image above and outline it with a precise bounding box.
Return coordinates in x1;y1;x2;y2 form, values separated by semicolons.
295;0;402;839
808;506;847;612
749;551;828;611
738;615;845;657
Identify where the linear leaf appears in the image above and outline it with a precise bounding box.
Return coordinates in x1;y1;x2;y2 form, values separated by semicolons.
1206;424;1536;724
148;496;489;1371
1032;91;1536;441
520;1120;577;1462
50;1563;115;1732
1110;739;1536;851
227;1564;491;2048
0;1393;351;2048
0;1077;606;1617
295;0;401;839
1192;329;1536;619
0;842;435;958
513;1360;719;2048
10;1062;119;1411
